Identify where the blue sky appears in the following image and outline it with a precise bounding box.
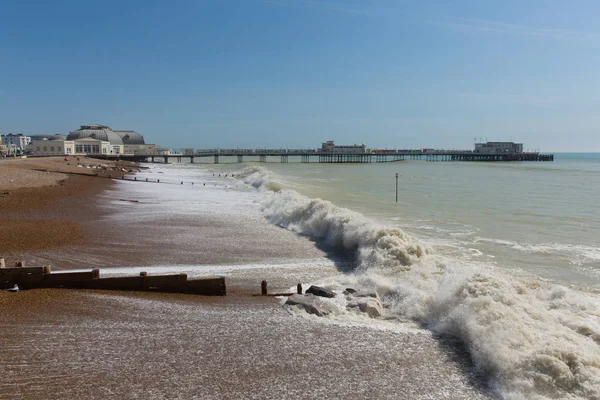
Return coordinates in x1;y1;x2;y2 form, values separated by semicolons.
1;0;599;151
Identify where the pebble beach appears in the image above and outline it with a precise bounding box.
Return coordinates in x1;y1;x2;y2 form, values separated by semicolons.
0;157;494;400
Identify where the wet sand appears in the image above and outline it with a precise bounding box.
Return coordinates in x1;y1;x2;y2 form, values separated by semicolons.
0;158;496;399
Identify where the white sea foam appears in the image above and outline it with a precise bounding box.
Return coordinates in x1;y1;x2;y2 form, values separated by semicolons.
246;167;600;400
475;237;600;266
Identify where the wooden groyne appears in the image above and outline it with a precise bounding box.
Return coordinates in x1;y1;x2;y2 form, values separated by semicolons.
0;260;226;296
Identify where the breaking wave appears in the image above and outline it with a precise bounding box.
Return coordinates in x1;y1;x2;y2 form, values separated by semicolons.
244;167;600;400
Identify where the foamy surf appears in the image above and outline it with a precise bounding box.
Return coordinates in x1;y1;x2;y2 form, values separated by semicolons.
243;166;600;400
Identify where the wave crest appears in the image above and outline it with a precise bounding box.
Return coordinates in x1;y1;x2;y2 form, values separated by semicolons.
259;185;428;270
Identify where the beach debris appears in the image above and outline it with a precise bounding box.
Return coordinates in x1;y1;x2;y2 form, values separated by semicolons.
284;294;339;316
306;285;336;298
7;284;19;293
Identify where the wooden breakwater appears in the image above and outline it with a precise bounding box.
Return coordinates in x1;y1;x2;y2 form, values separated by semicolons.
0;260;226;296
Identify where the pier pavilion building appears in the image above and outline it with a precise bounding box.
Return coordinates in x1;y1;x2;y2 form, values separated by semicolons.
474;142;523;154
321;140;367;154
29;124;157;157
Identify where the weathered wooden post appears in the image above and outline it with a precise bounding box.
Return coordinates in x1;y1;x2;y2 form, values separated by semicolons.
43;265;52;274
0;258;5;268
15;261;24;268
157;179;160;183
134;177;137;181
91;268;100;279
140;271;148;290
261;280;268;295
145;178;148;182
395;173;398;203
297;283;302;294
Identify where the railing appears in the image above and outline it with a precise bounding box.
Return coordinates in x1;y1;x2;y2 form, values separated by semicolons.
120;149;549;157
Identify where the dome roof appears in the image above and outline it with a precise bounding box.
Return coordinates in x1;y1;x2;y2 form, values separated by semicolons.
67;125;145;145
115;130;145;145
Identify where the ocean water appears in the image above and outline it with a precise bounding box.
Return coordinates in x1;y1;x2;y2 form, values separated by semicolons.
114;154;599;400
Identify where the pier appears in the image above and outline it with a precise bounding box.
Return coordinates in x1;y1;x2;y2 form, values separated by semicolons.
90;149;554;164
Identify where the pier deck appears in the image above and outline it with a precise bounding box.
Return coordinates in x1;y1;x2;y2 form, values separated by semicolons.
89;150;554;164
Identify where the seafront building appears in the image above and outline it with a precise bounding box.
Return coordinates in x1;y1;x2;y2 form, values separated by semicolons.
474;141;523;154
29;124;157;157
3;133;32;152
321;140;367;154
0;134;7;157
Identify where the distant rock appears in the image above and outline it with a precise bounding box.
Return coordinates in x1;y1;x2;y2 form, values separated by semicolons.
343;288;357;295
306;285;336;298
285;294;338;316
347;297;383;318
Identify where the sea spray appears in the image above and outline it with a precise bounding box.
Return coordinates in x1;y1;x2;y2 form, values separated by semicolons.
244;166;600;399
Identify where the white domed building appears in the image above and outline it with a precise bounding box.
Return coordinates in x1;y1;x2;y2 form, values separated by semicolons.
31;124;157;157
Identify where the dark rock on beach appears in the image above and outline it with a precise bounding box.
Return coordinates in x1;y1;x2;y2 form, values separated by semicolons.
306;285;336;298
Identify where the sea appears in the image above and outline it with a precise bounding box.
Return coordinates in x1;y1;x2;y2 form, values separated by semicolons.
104;153;600;400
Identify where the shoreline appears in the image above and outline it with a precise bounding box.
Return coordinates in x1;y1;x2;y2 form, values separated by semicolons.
0;159;495;399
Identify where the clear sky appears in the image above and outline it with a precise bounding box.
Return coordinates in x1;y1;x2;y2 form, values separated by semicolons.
1;0;599;151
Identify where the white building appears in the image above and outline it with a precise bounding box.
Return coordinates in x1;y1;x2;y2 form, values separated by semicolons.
29;124;157;156
0;134;6;156
3;133;32;150
474;142;524;154
30;139;73;156
320;140;367;154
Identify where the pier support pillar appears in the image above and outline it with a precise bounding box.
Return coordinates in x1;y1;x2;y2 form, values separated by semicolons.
214;155;220;164
237;155;243;163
